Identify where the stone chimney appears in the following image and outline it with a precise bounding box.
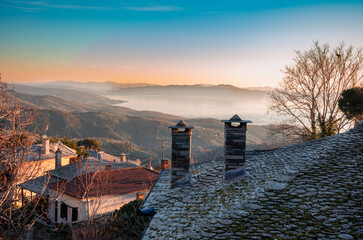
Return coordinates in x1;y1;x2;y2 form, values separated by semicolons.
42;136;50;155
148;158;152;169
55;148;62;169
136;192;144;200
221;114;252;172
97;152;102;161
169;120;193;184
161;159;169;170
120;153;127;162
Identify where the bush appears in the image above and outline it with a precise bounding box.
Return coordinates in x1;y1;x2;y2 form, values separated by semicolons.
106;200;152;240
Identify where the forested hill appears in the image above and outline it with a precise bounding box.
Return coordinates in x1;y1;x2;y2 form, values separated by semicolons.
12;84;274;165
32;109;271;164
14;91;181;120
13;84;122;106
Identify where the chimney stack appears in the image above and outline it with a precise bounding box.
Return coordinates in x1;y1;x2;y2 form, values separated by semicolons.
169;120;193;184
42;136;50;155
161;159;169;170
136;192;144;200
221;114;252;172
55;148;62;169
120;153;127;162
97;152;102;161
148;158;152;169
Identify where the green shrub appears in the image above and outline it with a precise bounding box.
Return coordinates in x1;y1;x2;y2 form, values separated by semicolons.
106;200;152;240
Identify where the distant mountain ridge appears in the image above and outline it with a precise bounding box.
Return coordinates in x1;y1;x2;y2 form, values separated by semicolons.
22;81;157;92
14;91;182;120
13;84;122;105
20;81;273;94
107;84;268;99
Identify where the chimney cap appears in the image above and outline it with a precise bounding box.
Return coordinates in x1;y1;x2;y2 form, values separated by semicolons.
169;120;194;129
221;114;252;123
56;148;62;153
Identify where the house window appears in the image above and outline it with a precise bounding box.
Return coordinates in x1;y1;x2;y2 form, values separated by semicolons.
60;203;68;220
72;207;78;222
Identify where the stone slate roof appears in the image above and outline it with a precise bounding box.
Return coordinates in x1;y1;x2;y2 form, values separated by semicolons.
27;143;77;161
48;167;159;199
20;157;139;196
19;174;59;196
48;157;138;180
141;123;363;239
85;150;140;165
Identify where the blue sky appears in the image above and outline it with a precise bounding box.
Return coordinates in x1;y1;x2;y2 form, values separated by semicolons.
0;0;362;87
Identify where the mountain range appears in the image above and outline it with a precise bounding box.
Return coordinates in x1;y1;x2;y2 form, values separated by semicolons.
11;82;278;166
22;81;274;94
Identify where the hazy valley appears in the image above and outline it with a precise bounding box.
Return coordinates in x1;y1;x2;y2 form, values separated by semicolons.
13;81;276;166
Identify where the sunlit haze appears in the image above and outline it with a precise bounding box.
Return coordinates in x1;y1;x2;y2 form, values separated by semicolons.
1;0;362;87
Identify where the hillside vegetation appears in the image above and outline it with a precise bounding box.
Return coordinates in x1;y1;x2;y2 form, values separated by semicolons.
13;83;275;166
14;91;181;120
13;84;122;106
31;109;270;165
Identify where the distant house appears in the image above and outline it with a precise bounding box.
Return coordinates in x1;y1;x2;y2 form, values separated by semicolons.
17;136;77;184
20;155;158;223
19;155;138;200
86;150;140;165
47;167;159;223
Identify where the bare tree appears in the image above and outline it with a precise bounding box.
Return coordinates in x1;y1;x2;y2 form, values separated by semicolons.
0;76;48;239
66;159;112;240
70;164;156;240
268;42;363;141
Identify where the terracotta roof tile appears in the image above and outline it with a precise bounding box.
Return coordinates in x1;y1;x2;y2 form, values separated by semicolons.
49;167;159;199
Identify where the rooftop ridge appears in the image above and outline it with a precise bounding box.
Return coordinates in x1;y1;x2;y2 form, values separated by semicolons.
141;125;363;239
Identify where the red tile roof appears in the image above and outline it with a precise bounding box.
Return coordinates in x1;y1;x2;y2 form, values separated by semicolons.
48;167;159;199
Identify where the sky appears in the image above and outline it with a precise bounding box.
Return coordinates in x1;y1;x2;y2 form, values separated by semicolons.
0;0;362;88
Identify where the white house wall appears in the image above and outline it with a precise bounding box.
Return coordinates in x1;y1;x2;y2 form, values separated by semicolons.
48;188;83;224
48;189;148;223
86;191;148;216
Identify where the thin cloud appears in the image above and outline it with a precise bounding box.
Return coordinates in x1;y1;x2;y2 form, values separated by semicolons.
1;3;41;12
5;0;110;10
42;4;110;10
6;1;43;5
5;1;183;12
123;5;183;12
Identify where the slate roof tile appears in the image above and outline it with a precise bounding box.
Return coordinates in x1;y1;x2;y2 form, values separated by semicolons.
141;123;363;239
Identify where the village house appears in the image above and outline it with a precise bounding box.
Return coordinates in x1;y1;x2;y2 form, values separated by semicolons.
139;116;363;239
86;150;141;166
20;150;158;223
18;136;77;184
19;154;137;199
47;167;159;223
